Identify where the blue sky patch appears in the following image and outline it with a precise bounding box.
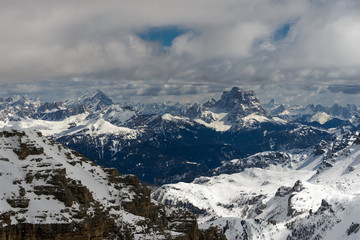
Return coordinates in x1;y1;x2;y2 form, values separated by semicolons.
272;23;292;41
138;26;187;47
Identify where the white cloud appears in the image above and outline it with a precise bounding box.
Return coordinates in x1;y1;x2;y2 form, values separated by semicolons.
0;0;359;105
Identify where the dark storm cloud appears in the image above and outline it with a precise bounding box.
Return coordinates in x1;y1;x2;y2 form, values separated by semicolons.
328;85;360;95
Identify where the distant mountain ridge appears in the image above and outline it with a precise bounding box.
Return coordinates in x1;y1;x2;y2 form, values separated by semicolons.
0;88;358;184
264;98;360;127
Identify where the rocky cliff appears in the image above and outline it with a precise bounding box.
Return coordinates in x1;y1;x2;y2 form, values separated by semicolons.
0;129;226;239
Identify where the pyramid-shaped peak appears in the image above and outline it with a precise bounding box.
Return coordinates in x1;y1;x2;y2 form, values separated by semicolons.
72;89;113;111
78;89;110;101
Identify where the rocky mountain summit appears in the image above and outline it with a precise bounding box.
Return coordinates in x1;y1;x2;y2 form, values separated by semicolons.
185;87;271;131
212;87;268;116
68;89;114;112
0;129;225;239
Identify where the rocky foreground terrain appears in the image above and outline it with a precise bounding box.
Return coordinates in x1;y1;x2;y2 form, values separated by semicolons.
0;129;225;239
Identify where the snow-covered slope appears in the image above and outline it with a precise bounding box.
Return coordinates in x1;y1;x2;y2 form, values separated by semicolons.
0;129;224;239
0;112;137;138
153;131;360;239
310;112;333;124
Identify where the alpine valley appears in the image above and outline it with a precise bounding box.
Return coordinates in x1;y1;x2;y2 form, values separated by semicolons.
1;87;360;239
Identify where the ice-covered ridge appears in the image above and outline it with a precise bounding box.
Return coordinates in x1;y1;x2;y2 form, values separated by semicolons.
0;113;137;138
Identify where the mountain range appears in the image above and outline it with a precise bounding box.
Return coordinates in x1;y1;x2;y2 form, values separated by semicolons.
1;87;360;239
0;88;359;184
264;98;360;129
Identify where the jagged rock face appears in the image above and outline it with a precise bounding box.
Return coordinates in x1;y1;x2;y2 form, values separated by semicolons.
214;87;268;117
315;131;360;174
185;87;270;126
269;104;287;116
314;140;328;156
0;129;226;240
185;103;202;120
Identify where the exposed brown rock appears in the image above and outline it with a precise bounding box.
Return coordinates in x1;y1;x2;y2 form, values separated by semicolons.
0;130;227;240
6;198;30;209
0;213;114;240
13;143;44;160
199;226;228;240
33;169;94;207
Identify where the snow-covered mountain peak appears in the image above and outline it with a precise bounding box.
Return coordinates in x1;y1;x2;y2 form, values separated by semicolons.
70;89;113;111
77;89;108;100
310;112;333;124
184;87;271;131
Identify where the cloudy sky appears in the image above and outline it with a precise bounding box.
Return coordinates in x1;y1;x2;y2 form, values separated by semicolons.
0;0;359;105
